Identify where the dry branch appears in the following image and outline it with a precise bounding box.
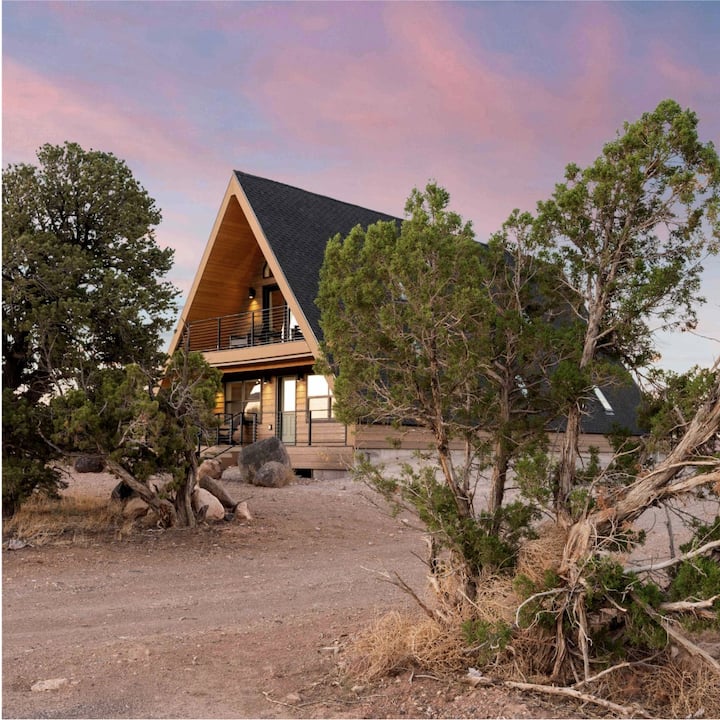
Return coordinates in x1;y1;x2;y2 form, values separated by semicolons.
466;669;649;717
561;376;720;573
659;595;719;615
626;539;720;574
106;460;176;525
632;594;720;675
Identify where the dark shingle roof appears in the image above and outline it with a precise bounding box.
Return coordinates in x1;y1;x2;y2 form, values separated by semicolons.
235;170;400;343
234;171;641;436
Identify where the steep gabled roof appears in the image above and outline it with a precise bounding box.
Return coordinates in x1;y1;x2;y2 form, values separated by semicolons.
172;171;641;436
235;171;400;343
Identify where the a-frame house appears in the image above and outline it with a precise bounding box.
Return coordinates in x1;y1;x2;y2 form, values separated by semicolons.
169;171;642;476
168;171;402;474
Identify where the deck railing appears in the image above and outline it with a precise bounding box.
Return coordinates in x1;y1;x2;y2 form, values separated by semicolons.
182;306;303;353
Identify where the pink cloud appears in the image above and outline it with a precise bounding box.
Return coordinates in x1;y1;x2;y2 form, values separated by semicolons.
3;58;214;191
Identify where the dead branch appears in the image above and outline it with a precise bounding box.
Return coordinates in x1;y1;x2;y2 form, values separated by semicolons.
659;595;719;614
361;566;436;620
514;588;564;627
626;539;720;574
465;669;649;717
572;661;632;688
106;460;176;525
561;377;720;573
660;617;720;674
659;469;720;499
632;594;720;675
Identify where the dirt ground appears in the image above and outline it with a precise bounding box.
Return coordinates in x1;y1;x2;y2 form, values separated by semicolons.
2;472;614;719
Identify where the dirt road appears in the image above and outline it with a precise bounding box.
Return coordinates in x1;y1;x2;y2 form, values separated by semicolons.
2;473;565;719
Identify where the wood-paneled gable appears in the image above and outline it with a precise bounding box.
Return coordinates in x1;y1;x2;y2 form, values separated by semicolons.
186;196;264;324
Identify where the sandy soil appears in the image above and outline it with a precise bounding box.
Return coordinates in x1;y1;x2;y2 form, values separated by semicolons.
2;472;613;719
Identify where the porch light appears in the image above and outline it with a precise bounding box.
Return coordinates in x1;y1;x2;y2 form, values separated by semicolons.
248;287;256;299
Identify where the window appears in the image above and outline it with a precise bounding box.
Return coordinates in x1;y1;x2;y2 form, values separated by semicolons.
225;380;262;416
307;374;334;419
593;386;614;415
262;261;273;279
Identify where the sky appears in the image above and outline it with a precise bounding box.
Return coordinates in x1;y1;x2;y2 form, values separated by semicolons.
3;1;720;373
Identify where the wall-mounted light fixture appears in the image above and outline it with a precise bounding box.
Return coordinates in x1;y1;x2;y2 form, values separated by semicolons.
248;287;256;299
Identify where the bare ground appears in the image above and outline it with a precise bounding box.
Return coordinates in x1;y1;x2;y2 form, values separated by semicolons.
2;472;601;719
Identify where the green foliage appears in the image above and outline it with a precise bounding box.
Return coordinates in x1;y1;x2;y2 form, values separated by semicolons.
361;457;539;575
2;141;179;514
2;389;65;516
533;100;720;506
668;518;720;621
462;619;513;662
3;142;178;399
318;182;560;580
51;352;221;491
640;366;719;456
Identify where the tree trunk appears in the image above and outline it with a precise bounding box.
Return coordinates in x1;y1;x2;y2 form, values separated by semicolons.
488;380;511;517
174;453;198;527
199;475;238;510
557;403;581;520
106;460;176;526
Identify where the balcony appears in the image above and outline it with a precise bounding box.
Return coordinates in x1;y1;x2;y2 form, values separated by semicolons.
182;305;304;353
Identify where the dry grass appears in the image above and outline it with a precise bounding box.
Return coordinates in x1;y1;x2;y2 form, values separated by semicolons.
347;567;524;683
600;656;720;718
3;493;121;545
516;523;567;585
346;610;468;681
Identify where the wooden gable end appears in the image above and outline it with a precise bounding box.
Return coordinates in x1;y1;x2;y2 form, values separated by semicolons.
185;195;264;324
168;174;319;358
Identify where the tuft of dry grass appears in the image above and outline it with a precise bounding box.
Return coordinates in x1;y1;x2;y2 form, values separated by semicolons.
346;610;469;682
3;493;121;545
516;523;567;585
601;655;720;718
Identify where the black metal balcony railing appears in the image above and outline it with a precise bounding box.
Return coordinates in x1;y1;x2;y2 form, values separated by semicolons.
196;411;258;452
182;305;303;353
197;409;348;451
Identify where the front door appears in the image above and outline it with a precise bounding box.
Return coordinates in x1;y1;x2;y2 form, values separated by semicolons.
278;376;296;444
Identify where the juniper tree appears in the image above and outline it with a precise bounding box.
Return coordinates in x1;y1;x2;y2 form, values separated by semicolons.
2;142;179;513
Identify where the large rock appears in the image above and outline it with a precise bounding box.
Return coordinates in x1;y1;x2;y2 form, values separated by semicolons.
253;460;294;488
238;437;291;484
197;458;222;482
123;496;150;520
74;455;105;473
191;486;225;521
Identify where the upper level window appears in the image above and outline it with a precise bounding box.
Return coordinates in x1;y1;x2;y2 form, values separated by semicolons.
307;374;334;419
262;261;273;279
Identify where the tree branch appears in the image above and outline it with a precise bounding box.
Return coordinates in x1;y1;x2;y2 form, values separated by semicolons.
626;539;720;574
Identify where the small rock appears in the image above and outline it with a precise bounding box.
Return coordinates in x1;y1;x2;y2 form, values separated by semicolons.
284;692;301;703
31;678;69;692
6;538;29;550
234;500;252;521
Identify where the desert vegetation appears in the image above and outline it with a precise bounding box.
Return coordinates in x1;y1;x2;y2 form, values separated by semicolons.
318;100;720;717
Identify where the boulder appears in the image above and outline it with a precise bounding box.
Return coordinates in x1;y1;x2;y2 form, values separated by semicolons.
221;465;245;483
197;458;222;482
191;486;225;521
74;455;105;473
123;496;149;520
253;460;294;488
238;437;291;484
234;500;252;521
